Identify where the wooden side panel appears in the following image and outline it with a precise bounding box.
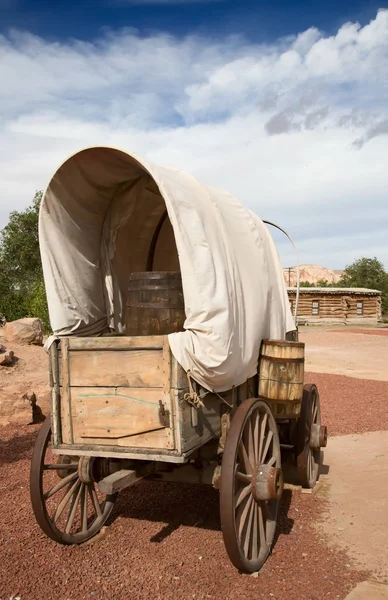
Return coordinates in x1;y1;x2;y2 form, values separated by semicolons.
178;391;224;454
72;428;174;450
70;387;167;439
68;349;163;388
67;336;164;350
56;335;175;452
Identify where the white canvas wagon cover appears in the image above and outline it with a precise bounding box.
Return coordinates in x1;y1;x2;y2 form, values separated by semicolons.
39;146;295;392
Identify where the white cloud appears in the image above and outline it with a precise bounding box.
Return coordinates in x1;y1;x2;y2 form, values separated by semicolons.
1;10;388;269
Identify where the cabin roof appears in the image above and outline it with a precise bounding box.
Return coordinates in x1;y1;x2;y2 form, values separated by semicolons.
287;287;382;295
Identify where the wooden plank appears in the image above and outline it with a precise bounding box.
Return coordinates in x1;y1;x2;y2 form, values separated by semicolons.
162;337;171;394
49;341;60;446
68;349;163;387
60;338;73;444
70;387;166;439
71;426;174;450
66;336;164;351
98;469;140;494
170;355;188;390
52;445;187;463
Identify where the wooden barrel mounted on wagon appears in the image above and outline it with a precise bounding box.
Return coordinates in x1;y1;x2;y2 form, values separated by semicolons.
258;339;305;417
126;271;185;336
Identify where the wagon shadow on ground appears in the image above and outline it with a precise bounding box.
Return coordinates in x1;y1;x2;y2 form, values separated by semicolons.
0;425;38;466
111;479;295;544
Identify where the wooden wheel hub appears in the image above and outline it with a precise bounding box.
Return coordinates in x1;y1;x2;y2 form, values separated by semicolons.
78;457;96;484
251;464;283;502
310;424;328;450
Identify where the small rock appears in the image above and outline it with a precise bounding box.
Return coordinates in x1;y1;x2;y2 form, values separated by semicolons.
84;526;108;546
0;349;15;366
0;385;36;425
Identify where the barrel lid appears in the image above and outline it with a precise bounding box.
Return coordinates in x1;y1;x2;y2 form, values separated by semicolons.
262;339;305;348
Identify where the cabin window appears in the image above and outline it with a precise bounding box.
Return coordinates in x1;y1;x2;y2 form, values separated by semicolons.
312;300;319;316
357;301;363;315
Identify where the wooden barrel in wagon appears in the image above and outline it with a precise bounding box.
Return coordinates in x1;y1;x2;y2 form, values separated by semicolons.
126;271;186;336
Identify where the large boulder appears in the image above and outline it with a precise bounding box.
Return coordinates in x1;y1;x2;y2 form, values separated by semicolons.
3;318;44;346
0;385;37;426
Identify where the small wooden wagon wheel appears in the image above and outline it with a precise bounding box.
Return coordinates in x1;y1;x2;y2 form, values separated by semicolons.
30;416;116;544
297;384;327;489
220;398;283;573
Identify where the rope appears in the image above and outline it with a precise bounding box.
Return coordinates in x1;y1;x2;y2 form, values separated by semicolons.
183;371;205;409
213;387;235;410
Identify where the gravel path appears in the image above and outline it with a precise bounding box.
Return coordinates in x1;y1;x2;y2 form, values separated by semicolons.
306;372;388;437
1;370;383;600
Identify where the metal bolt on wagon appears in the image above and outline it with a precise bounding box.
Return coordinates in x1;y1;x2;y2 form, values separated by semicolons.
30;147;327;573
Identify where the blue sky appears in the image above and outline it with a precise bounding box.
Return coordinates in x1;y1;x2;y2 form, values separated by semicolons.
1;1;388;269
1;0;385;43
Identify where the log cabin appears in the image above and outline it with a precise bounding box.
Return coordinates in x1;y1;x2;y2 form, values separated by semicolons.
287;287;382;325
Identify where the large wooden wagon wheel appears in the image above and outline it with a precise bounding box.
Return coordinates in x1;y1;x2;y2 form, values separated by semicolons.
220;398;283;573
297;384;327;488
30;416;116;544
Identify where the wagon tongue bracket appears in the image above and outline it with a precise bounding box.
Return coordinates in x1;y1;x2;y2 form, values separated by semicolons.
251;464;284;502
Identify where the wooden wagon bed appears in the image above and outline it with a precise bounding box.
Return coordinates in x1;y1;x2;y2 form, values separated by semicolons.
49;335;257;463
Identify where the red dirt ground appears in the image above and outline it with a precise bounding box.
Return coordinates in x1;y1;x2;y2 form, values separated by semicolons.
1;371;385;600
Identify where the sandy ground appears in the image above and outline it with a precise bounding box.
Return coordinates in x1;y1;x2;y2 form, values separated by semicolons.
317;431;388;582
300;329;388;381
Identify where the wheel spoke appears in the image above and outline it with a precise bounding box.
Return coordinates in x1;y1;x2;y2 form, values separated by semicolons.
262;499;275;521
260;430;273;464
258;413;267;466
88;485;103;518
253;411;260;465
258;503;266;549
235;484;252;508
244;417;255;468
65;481;83;534
44;471;78;500
251;502;258;561
237;494;253;541
266;456;276;467
53;478;80;523
243;500;255;558
238;440;253;475
81;484;89;533
236;471;252;484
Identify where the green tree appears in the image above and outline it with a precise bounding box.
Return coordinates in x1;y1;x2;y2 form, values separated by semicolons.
337;257;388;315
316;279;331;287
0;191;51;330
299;281;314;287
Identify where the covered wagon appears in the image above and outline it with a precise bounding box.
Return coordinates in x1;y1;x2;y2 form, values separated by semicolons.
30;146;327;573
